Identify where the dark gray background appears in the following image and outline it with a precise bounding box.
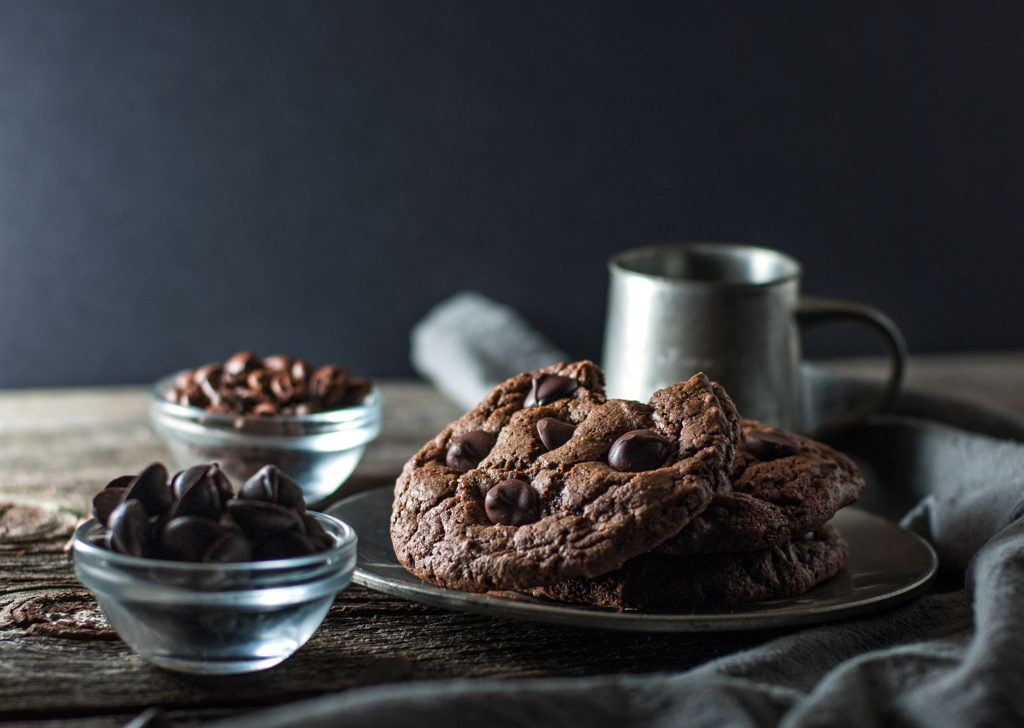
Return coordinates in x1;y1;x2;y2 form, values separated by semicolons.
1;0;1021;387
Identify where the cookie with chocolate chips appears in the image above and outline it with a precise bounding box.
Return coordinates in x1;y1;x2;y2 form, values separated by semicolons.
390;361;741;593
657;420;865;555
532;523;849;611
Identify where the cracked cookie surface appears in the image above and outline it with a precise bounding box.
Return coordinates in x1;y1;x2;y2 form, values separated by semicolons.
659;420;865;555
390;361;740;592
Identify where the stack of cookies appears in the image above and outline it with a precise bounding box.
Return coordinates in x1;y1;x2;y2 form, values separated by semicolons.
390;361;863;611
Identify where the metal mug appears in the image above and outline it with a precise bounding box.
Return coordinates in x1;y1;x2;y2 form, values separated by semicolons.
602;243;907;433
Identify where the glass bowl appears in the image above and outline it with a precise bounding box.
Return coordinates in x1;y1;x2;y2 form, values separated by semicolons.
73;511;357;674
149;373;382;504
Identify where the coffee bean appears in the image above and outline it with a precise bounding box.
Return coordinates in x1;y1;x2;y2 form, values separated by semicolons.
743;429;800;460
166;353;371;416
524;374;578;407
446;430;496;472
92;487;126;527
484;480;540;526
536;417;575;451
608;430;670;472
162;516;224;561
123;463;172;516
106;499;152;557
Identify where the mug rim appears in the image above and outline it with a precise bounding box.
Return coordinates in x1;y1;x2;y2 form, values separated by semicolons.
608;242;802;288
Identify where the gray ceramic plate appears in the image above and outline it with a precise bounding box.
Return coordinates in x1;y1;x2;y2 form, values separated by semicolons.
327;487;937;632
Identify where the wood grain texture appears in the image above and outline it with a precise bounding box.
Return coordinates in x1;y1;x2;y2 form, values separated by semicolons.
0;361;1020;726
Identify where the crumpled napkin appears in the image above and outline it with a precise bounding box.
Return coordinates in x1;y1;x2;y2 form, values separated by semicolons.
206;293;1024;728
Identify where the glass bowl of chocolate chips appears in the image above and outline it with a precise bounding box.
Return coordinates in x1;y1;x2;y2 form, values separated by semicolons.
72;462;357;674
150;351;381;504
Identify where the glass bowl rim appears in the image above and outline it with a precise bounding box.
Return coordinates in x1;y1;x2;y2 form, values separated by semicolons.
72;510;357;574
150;371;381;427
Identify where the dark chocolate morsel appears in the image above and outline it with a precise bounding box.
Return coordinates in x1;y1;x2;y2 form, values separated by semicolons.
169;476;223;521
536;417;576;451
446;430;496;472
227;499;303;540
743;429;800;460
484;479;540;526
524;374;579;407
106;499;152;557
207;463;234;503
161;516;224;561
302;514;335;551
171;465;209;500
255;530;317;560
607;429;670;472
92;487;126;527
239;465;306;512
104;475;134;490
202;531;253;563
122;463;172;516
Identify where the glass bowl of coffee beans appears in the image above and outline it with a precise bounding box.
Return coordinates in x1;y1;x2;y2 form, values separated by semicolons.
150;351;381;504
72;462;357;674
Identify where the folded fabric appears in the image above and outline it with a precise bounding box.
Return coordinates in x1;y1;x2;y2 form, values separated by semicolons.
207;294;1024;728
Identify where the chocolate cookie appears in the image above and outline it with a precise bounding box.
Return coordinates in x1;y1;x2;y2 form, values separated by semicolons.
533;524;849;611
390;361;740;593
657;420;865;555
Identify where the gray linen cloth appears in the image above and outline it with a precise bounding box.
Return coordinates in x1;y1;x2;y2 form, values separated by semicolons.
210;293;1024;728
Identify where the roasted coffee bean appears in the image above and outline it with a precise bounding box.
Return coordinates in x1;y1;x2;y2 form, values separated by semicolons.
227;499;303;540
92;487;126;527
536;417;576;451
123;463;172;516
484;479;540;526
608;429;670;472
446;430;496;472
743;429;800;460
524;374;578;407
166;352;370;416
162;516;224;561
203;530;253;563
107;499;152;557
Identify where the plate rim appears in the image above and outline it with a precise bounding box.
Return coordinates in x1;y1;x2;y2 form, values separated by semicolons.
328;487;938;632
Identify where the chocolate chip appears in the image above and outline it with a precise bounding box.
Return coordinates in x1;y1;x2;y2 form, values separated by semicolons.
91;487;126;527
255;530;317;560
106;499;152;557
302;514;335;551
536;417;575;451
484;480;540;526
171;465;208;500
608;430;670;472
524;374;579;407
743;429;800;460
122;463;172;516
226;499;303;540
104;475;135;490
161;516;224;561
203;530;253;563
446;430;496;472
239;465;305;512
169;476;223;521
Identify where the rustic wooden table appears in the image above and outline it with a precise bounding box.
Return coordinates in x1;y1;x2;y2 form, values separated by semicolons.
2;353;1022;727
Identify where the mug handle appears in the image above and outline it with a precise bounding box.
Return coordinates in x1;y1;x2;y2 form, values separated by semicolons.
796;296;908;434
